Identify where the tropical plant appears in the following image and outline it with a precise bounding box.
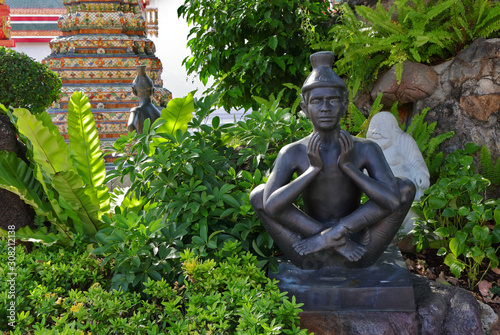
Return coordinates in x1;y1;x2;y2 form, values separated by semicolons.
178;0;332;111
412;144;500;289
0;47;61;114
322;0;500;96
0;92;110;244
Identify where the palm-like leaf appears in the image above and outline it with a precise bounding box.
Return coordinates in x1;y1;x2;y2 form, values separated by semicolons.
52;170;103;236
67;91;110;214
68;91;106;188
13;108;72;177
0;151;48;215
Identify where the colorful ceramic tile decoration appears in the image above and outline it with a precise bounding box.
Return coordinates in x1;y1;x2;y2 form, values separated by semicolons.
0;0;15;47
43;0;171;161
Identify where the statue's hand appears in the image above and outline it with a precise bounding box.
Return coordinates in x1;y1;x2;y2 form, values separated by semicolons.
307;133;324;171
414;173;430;189
338;130;354;170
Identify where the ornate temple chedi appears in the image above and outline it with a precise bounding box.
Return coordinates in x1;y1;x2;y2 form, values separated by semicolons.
43;0;170;152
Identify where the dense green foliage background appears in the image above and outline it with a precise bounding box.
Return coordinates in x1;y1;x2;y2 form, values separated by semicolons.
178;0;332;111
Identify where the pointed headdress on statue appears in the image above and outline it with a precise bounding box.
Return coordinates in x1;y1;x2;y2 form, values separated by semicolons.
301;51;346;94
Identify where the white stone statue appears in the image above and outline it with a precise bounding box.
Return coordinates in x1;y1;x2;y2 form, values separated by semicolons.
367;112;430;234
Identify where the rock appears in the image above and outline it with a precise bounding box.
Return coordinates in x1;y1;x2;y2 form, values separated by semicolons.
412;274;483;335
460;94;500;122
479;301;499;335
415;38;500;159
371;62;438;106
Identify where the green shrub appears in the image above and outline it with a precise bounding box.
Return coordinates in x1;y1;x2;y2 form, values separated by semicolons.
178;0;332;110
412;143;500;289
0;47;61;114
103;91;312;290
0;239;307;334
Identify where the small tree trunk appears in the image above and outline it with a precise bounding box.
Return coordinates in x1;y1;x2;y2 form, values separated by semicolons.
0;114;35;231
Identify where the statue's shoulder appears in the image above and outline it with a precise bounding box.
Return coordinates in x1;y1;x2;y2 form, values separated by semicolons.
278;136;309;159
283;136;309;152
353;136;384;154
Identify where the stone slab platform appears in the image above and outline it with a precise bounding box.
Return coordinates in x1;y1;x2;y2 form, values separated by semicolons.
269;245;415;312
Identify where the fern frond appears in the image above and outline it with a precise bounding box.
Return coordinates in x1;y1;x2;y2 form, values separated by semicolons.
493;157;500;185
481;145;494;180
357;5;404;36
406;108;429;137
426;0;454;21
424;131;454;160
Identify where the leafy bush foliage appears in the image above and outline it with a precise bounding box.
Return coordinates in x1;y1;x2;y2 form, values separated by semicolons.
178;0;332;110
103;91;312;291
0;47;61;114
322;0;500;95
0;240;307;334
412;143;500;289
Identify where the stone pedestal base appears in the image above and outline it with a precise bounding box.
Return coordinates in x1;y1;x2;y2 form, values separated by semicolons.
269;246;418;334
269;246;415;311
299;310;418;335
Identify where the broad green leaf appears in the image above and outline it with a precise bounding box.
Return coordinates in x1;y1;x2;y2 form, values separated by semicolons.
444;253;465;278
157;93;194;135
52;170;103;236
268;36;278;50
67;91;107;188
0;152;68;229
434;227;449;238
472;225;489;242
428;195;447;209
15;226;66;246
449;236;464;257
13;108;72;177
0;151;48;215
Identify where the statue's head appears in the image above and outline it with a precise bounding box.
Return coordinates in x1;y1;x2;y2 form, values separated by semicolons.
301;52;348;116
367;112;401;150
300;52;348;126
132;65;155;99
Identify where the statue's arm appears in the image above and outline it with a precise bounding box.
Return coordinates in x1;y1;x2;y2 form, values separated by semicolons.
338;131;401;211
264;136;321;216
127;108;139;132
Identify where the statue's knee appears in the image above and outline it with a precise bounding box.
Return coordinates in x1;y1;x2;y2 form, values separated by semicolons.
398;178;416;205
249;184;265;210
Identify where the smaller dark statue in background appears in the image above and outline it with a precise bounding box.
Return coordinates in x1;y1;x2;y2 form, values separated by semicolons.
250;51;416;270
127;65;161;134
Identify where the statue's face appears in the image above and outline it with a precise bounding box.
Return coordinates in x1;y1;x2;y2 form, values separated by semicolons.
304;87;346;131
367;119;392;149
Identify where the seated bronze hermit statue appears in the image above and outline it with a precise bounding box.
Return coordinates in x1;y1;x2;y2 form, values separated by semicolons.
128;65;161;134
250;51;416;269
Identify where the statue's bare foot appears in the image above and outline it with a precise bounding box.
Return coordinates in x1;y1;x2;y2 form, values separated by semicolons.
293;232;346;256
293;228;367;262
334;239;367;262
